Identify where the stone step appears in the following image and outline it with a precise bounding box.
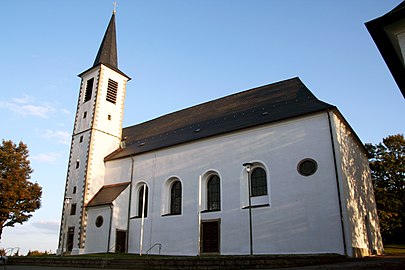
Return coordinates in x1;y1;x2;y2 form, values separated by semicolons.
8;254;349;269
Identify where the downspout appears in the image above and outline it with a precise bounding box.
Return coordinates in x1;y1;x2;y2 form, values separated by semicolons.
126;156;135;252
327;110;348;256
107;204;114;253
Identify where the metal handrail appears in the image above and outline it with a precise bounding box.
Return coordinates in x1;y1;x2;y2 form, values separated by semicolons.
146;243;162;255
4;247;20;256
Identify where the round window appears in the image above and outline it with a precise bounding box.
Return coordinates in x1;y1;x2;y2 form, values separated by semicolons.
298;159;318;176
95;215;104;227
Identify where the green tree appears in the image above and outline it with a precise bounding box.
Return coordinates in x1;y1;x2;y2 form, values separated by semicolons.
365;134;405;243
0;140;42;241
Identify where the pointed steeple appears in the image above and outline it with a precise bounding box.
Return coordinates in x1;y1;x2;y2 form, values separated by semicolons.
93;13;118;68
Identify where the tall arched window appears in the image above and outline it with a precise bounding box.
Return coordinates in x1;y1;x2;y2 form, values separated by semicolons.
137;185;148;218
207;175;220;211
170;181;182;215
251;167;267;197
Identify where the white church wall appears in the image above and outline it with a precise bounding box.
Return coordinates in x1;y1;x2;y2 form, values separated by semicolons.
109;187;130;252
85;206;111;254
125;112;346;256
85;130;121;203
104;158;133;186
330;111;383;257
93;65;128;138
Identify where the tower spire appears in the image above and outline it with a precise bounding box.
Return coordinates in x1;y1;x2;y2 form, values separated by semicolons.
93;13;118;68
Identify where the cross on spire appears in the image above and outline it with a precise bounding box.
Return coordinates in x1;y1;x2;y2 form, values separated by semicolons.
113;0;117;14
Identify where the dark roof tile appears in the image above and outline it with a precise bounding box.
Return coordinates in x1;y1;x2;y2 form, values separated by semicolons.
86;182;130;207
105;77;334;161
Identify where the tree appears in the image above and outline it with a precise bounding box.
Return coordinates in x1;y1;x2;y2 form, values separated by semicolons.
0;140;42;241
365;134;405;243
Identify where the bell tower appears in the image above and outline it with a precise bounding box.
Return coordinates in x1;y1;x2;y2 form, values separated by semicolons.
58;11;130;255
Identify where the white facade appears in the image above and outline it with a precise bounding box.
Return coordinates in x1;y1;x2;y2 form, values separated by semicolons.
82;111;382;257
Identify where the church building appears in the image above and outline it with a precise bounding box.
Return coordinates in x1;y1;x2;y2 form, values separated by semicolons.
58;11;383;258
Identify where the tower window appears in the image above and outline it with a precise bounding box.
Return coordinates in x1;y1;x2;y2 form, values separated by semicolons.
83;111;87;119
70;203;77;215
106;79;118;104
84;78;94;102
79;136;83;143
73;186;77;194
108;114;111;120
76;160;79;169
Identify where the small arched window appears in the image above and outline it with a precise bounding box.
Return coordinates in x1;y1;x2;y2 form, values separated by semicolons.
251;167;267;197
137;185;148;218
170;181;182;215
207;175;221;211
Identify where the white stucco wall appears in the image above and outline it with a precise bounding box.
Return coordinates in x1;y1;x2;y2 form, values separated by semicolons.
85;187;130;254
85;206;112;254
330;111;383;257
118;112;346;256
109;187;130;252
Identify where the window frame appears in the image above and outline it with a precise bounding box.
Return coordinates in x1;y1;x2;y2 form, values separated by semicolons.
250;167;268;197
84;78;94;103
136;184;148;218
207;175;221;212
170;180;182;215
70;203;77;215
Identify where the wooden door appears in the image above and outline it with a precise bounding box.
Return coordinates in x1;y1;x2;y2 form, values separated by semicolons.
201;220;220;254
115;230;127;253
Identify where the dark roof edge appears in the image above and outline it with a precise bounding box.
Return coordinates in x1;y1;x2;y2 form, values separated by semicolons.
365;2;405;98
85;181;131;207
105;107;335;161
126;77;302;128
78;63;131;80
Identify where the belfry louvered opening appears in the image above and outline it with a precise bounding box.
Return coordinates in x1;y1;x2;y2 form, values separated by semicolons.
84;78;94;102
106;79;118;104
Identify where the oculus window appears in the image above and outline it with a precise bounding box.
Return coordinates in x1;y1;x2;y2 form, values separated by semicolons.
298;158;318;176
95;216;103;227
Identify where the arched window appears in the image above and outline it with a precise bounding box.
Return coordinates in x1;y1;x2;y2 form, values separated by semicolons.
170;181;182;215
251;167;267;197
137;185;148;218
207;175;220;211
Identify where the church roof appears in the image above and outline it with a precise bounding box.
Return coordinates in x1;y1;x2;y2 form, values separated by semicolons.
86;182;130;207
365;1;405;98
78;13;130;79
105;77;334;161
93;13;118;69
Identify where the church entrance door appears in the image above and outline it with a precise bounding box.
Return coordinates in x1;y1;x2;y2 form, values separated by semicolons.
115;230;127;253
66;227;74;253
201;220;220;254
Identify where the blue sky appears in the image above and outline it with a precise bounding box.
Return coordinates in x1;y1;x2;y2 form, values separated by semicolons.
1;1;404;254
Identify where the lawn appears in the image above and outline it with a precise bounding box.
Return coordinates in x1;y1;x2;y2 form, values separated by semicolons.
384;244;405;256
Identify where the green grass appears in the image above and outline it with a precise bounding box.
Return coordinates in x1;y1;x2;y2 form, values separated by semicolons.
384;244;405;256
